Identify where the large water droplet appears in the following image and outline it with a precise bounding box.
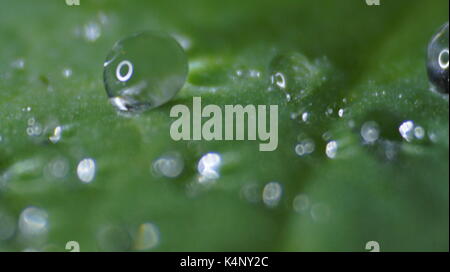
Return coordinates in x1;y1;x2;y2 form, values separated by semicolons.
104;31;188;113
427;22;449;94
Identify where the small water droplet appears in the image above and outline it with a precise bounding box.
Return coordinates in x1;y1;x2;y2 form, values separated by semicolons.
62;68;73;79
197;152;222;183
325;141;338;159
45;157;70;179
262;182;283;208
83;21;101;42
301;112;310;122
11;58;25;70
414;126;426;140
77;158;96;183
310;203;330;222
18;207;49;242
240;183;261;204
295;139;315;156
399;121;415;142
292;194;310;214
152;152;184;178
361;121;380;144
97;225;131;251
133;223;160;251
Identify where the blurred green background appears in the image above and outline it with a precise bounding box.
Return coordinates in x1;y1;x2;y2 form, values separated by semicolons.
0;0;448;251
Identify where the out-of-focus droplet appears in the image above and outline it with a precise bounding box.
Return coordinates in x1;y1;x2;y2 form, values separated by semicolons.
84;21;101;42
414;126;426;140
293;194;310;214
152;152;184;178
77;158;96;183
133;223;160;251
427;22;449;94
18;207;49;242
240;183;261;204
103;31;188;113
302;112;310;123
399;121;415;142
295;139;315;156
361;121;380;144
11;58;25;70
45;157;70;179
262;182;283;208
310;203;330;222
97;225;131;252
62;68;73;79
325;141;338;159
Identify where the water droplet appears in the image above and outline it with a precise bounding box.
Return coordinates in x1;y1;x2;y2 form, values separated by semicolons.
18;207;49;241
325;141;338;159
310;203;330;222
83;21;101;42
11;58;25;70
45;157;70;179
295;139;315;156
271;72;286;89
77;158;96;183
427;22;449;94
301;112;310;122
133;223;160;251
197;152;221;183
97;225;131;251
361;121;380;144
399;121;415;142
269;52;326;100
240;183;261;204
26;118;43;137
262;182;283;208
62;68;73;79
293;194;310;214
103;31;188;113
48;126;63;144
152;152;184;178
414;126;426;140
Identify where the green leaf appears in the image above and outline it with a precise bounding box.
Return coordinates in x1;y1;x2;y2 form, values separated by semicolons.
0;0;448;251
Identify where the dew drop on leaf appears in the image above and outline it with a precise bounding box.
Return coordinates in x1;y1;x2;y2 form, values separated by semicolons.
103;31;188;113
427;22;449;94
